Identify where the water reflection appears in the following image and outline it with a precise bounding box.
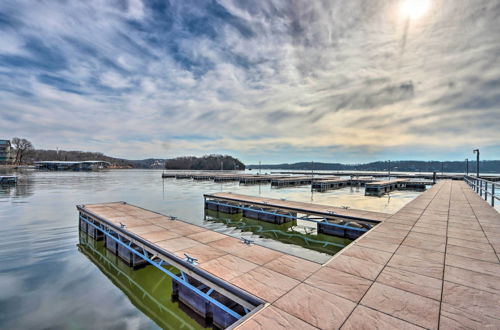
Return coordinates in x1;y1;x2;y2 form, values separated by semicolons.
204;210;350;260
0;175;35;199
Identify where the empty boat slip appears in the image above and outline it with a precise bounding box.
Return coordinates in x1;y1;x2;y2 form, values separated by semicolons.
203;192;390;239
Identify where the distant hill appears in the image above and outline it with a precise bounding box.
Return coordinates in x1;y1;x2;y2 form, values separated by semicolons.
248;160;500;173
165;155;245;170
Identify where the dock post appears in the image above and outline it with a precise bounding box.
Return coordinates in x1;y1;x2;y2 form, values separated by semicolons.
485;182;488;201
480;180;483;197
492;185;495;207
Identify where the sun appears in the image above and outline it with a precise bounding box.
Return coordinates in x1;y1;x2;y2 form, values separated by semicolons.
400;0;431;20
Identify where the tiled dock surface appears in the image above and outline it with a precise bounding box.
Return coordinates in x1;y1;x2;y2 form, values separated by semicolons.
205;192;390;222
82;180;500;329
237;180;500;329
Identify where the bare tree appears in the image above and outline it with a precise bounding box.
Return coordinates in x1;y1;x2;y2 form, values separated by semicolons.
12;137;34;165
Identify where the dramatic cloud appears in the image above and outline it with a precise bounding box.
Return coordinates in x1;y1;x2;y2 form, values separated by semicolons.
0;0;499;162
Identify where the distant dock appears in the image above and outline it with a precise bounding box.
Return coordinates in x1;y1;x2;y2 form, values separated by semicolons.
270;176;339;188
0;176;17;184
162;172;291;184
272;171;465;180
312;177;376;192
365;179;432;196
161;171;437;193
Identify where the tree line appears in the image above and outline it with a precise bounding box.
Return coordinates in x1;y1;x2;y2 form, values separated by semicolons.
165;155;245;170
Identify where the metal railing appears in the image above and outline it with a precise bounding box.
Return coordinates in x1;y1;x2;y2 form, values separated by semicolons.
464;176;499;207
78;213;258;321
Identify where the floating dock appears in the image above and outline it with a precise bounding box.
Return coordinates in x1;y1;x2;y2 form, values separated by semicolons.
365;179;410;196
365;179;432;196
239;175;290;184
272;171;465;180
311;177;376;192
0;176;17;184
162;172;290;184
77;202;266;328
270;176;339;188
204;192;389;238
78;180;500;329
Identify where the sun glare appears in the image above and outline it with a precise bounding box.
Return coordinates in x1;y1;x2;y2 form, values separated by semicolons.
400;0;430;20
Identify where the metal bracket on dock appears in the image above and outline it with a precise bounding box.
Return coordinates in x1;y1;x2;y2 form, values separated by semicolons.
169;216;177;221
184;253;198;266
119;222;126;228
240;237;254;245
341;206;350;209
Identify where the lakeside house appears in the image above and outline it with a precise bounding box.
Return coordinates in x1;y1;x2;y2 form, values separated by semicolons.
0;140;14;164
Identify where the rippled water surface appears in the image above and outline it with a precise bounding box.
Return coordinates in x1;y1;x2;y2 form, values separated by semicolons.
0;169;423;329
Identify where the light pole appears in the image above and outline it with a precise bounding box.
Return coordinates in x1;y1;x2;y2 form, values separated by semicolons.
473;149;480;194
473;149;480;178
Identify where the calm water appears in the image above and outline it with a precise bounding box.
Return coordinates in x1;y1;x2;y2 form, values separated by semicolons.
0;169;423;329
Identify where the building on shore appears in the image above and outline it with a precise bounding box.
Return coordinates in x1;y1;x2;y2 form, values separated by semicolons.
0;140;14;164
34;161;110;171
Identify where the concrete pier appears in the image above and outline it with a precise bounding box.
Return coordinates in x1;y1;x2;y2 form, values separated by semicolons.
78;181;500;329
236;180;500;329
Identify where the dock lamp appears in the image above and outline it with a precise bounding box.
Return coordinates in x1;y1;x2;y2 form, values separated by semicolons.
473;149;480;178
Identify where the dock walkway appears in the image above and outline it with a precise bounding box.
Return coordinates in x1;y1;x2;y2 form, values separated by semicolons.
78;180;500;329
236;180;500;329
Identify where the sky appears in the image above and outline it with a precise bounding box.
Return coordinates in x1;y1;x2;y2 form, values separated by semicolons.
0;0;499;164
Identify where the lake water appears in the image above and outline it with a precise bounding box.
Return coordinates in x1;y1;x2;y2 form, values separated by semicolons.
0;169;424;329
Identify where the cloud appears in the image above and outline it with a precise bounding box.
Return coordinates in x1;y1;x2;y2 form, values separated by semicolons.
0;0;499;163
